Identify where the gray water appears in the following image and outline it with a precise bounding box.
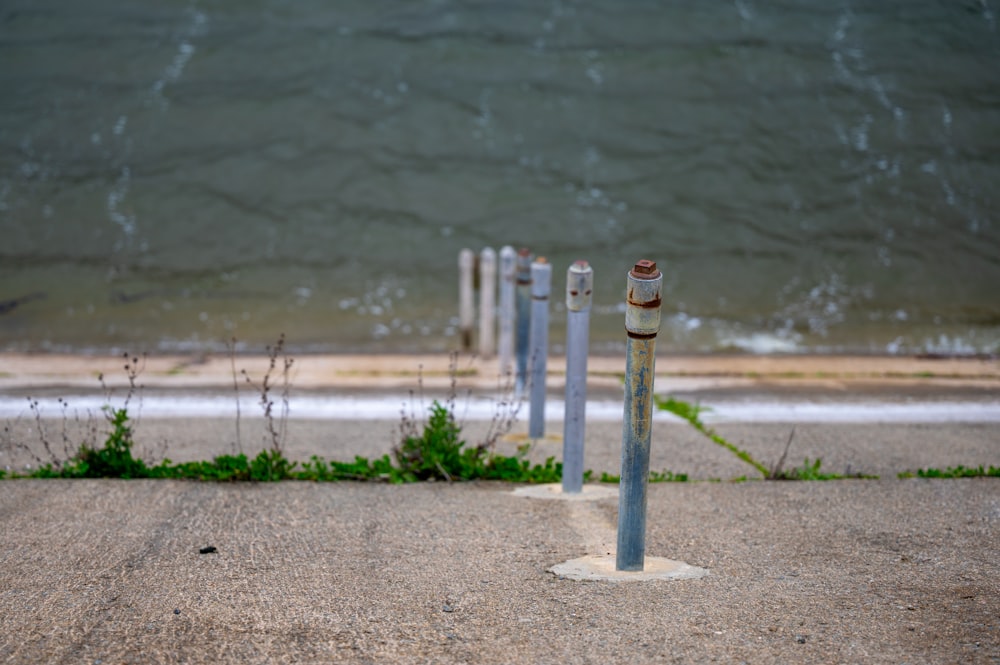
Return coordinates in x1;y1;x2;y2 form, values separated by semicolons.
2;0;999;356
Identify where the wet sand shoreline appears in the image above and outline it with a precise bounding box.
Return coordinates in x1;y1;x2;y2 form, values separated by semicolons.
2;352;998;394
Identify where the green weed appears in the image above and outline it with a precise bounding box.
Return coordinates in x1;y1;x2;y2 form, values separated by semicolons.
478;447;562;483
768;428;878;480
650;469;689;482
898;465;1000;479
395;400;471;481
770;457;878;481
394;400;559;483
9;397;556;484
656;396;879;481
598;469;687;483
150;454;255;481
655;395;770;477
60;406;149;479
295;454;402;483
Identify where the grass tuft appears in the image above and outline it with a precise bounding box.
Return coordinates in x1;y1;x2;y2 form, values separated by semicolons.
656;395;879;481
898;465;999;479
655;395;770;477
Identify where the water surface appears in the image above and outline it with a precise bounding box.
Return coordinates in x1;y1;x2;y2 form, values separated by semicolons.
2;0;998;355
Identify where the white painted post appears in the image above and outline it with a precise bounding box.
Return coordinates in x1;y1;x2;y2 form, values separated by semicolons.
562;260;593;494
498;246;516;376
458;248;475;351
528;257;551;439
515;248;533;395
479;247;497;359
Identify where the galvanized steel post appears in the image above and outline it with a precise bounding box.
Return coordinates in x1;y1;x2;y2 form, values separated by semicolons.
479;247;496;358
458;248;475;351
528;257;551;439
515;248;533;394
498;246;516;377
616;259;663;571
562;260;593;494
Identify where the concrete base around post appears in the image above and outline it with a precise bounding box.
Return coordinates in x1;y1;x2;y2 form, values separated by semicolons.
550;554;709;582
511;484;618;501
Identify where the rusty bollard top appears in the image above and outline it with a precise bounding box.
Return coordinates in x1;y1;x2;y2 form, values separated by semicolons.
566;260;594;312
625;259;662;338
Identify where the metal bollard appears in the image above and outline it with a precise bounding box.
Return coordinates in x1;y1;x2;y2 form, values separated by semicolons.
616;259;663;572
515;248;533;395
562;260;593;494
528;257;551;439
458;249;475;351
479;247;497;358
498;246;517;377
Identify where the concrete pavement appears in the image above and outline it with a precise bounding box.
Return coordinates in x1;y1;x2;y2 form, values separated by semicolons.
1;476;997;664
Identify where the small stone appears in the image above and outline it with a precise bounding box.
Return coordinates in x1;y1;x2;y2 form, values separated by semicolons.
173;609;181;615
442;604;454;613
795;635;807;644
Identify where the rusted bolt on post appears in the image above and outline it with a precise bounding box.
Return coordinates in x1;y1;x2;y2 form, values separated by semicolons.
458;249;475;351
528;257;551;439
479;247;496;359
515;248;533;395
562;260;593;494
616;259;663;571
498;246;516;377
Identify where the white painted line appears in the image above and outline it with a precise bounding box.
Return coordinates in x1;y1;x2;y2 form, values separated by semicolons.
694;401;1000;423
1;395;998;423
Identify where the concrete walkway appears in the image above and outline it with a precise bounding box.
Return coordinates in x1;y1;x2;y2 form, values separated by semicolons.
1;476;997;664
